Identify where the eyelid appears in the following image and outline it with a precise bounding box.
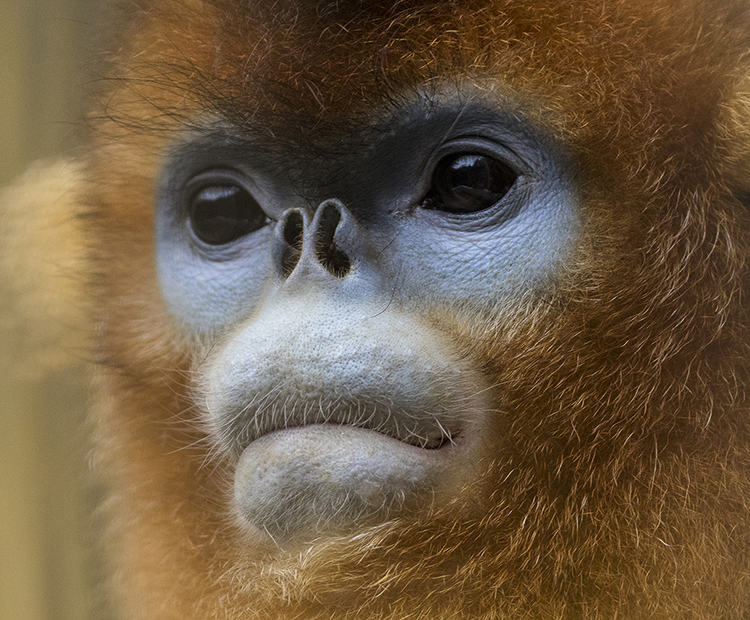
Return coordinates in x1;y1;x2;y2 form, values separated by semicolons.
430;137;529;177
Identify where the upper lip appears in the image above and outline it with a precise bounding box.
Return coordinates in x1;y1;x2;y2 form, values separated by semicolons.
219;400;456;455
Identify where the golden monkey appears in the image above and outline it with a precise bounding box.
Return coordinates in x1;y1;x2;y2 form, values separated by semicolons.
77;0;750;617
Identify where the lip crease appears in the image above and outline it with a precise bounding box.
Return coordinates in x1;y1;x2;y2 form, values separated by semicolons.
253;421;456;451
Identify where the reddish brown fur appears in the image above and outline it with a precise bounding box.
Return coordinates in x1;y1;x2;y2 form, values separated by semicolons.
85;0;750;618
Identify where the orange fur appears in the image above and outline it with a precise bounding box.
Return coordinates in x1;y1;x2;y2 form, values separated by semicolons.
83;1;750;618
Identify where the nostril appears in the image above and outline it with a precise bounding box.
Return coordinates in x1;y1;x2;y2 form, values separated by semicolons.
281;211;304;278
315;203;351;279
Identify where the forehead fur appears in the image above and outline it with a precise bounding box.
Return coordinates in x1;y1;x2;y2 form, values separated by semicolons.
106;0;750;145
97;0;750;203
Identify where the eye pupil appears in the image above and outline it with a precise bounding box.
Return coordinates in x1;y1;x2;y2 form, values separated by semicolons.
189;184;267;245
429;153;518;214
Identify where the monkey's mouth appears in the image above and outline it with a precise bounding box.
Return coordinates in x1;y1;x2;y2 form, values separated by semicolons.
221;404;458;455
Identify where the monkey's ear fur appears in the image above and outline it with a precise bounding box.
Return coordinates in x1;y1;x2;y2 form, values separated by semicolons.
0;159;89;376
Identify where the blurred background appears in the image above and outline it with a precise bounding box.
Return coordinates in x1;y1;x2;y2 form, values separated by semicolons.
0;0;106;618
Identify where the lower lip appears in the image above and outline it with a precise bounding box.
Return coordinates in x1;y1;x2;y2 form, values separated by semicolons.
233;424;457;546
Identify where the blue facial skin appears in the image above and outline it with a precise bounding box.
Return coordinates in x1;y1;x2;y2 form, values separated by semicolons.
155;85;579;339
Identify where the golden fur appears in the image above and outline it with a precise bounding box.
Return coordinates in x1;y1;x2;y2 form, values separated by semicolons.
0;160;88;375
8;0;750;618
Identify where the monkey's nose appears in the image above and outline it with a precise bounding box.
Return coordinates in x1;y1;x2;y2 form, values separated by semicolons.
313;201;351;278
275;200;352;280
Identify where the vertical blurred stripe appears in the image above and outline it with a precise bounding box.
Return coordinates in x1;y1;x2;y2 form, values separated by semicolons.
0;1;102;619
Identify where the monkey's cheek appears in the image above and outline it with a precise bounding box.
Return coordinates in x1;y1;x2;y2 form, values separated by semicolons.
233;425;455;546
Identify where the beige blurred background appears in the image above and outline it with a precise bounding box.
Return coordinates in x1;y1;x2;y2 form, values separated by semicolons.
0;0;107;618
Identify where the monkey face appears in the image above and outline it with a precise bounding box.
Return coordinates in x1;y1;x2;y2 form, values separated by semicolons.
153;87;578;545
84;0;750;617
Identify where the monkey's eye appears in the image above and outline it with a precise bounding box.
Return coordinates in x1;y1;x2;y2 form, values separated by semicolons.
188;184;268;245
425;153;518;214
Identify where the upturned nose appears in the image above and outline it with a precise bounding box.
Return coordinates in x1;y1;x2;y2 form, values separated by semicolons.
274;199;353;280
